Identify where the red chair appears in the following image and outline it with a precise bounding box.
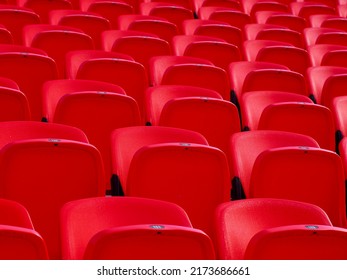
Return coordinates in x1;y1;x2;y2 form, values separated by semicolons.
66;50;148;121
244;224;347;260
182;19;243;50
228;61;307;106
0;86;30;121
102;30;171;76
0;225;48;259
0;121;88;149
307;65;347;108
303;27;347;47
214;198;332;259
250;146;347;227
0;45;58;121
146;89;240;153
0;139;105;259
308;44;347;66
145;85;222;124
255;11;308;33
257;102;336;151
228;130;320;199
139;2;194;33
142;0;194;11
243;39;311;76
244;23;304;48
111;126;208;195
86;1;134;29
0;24;12;44
0;199;48;259
198;7;251;30
0;77;19;90
61;196;215;260
242;0;289;18
84;224;215;260
290;2;336;22
309;14;347;32
23;24;94;78
172;34;241;70
49;10;111;48
150;55;231;100
18;0;73;23
42;80;141;192
0;198;34;228
0;6;40;44
332;96;347;147
240;90;313;130
126;143;231;237
192;0;242;14
117;14;178;43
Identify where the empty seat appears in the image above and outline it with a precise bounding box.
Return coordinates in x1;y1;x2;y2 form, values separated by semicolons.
150;55;231;100
193;0;242;13
243;39;311;76
0;139;105;259
18;0;73;23
86;1;134;29
139;2;194;32
142;0;194;11
0;6;40;44
0;24;12;44
0;225;48;260
228;61;308;106
182;19;243;50
146;86;240;153
257;102;336;151
244;224;347;260
0;121;88;148
310;14;347;32
0;198;34;229
242;0;289;18
111;126;208;195
84;224;215;260
23;24;94;78
0;86;31;121
240;90;313;130
49;10;111;48
308;44;347;66
102;30;171;76
198;7;251;30
303;27;347;47
66;50;148;121
332;96;347;147
42;80;141;191
244;23;304;48
255;11;307;33
145;85;223;124
61;196;215;259
338;137;347;186
126;142;231;237
0;45;58;121
117;14;178;43
0;199;48;259
290;2;336;22
228;130;320;199
214;198;332;259
250;146;346;227
172;34;241;70
307;66;347;108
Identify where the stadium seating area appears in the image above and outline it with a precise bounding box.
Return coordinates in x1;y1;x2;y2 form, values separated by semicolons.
0;0;347;260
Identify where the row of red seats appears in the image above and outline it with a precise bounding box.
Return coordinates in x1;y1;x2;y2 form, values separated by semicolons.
5;194;347;260
0;123;346;259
